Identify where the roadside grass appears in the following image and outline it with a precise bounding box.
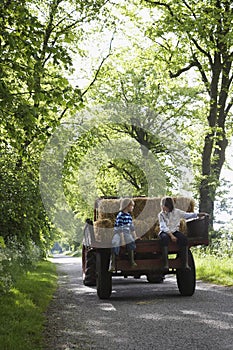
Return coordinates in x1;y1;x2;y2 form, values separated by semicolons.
194;253;233;286
0;260;57;350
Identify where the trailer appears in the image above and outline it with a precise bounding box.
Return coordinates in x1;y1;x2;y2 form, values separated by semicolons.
82;196;209;299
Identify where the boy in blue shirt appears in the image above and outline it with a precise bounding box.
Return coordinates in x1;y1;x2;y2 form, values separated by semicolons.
109;198;138;271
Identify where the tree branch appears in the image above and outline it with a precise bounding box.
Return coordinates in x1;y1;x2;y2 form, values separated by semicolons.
190;37;213;66
144;0;174;16
182;0;197;19
169;61;197;78
193;56;211;95
225;97;233;116
81;31;115;97
108;161;141;190
120;79;129;103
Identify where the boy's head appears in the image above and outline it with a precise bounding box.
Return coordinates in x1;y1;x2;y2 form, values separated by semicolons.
120;198;135;212
161;197;174;212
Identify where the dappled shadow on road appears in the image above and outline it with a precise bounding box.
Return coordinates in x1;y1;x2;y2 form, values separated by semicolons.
44;255;233;350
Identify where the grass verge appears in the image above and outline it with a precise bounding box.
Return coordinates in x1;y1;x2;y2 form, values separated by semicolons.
0;260;57;350
194;253;233;286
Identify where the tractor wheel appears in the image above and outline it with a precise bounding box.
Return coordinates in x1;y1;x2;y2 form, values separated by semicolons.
176;250;196;296
96;251;112;299
146;273;164;283
82;245;96;286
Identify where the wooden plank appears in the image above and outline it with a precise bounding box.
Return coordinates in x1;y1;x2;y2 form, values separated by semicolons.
114;257;182;272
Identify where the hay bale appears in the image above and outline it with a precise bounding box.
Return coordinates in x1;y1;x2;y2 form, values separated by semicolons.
134;219;151;238
97;197;194;222
133;197;194;221
133;197;162;220
173;197;195;212
97;198;120;222
153;219;160;236
94;219;114;244
94;218;114;228
144;218;160;240
95;197;194;241
179;218;188;235
133;197;147;218
134;218;160;240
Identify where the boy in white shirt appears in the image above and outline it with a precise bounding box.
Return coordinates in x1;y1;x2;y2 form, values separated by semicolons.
158;196;205;271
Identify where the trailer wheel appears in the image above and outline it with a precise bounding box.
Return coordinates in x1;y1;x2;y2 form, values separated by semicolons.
176;250;196;296
96;251;112;299
82;245;96;286
146;273;164;283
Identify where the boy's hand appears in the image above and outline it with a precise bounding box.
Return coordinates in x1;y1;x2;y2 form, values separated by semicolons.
169;233;177;242
133;231;141;240
198;212;209;220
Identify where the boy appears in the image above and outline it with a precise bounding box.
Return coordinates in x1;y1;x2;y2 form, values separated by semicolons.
158;196;205;271
109;198;138;271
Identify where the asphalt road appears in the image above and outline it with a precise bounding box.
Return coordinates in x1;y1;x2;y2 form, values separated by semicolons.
44;255;233;350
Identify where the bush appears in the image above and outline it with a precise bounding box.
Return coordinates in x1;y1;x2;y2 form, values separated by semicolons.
193;230;233;259
0;236;41;293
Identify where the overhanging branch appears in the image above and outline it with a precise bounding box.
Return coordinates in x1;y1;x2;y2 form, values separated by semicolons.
81;30;115;97
169;61;197;78
144;0;174;16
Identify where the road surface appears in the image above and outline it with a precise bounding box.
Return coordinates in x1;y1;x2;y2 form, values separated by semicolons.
43;255;233;350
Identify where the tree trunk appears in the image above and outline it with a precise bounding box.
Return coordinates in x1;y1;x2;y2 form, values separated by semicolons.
198;45;231;227
199;133;228;228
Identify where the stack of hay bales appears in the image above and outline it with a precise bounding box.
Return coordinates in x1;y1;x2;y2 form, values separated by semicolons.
94;198;119;245
97;198;120;222
173;197;195;213
93;197;195;244
94;218;114;245
132;197;162;240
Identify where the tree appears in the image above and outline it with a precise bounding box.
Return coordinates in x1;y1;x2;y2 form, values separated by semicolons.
140;0;233;224
0;0;111;252
80;31;200;199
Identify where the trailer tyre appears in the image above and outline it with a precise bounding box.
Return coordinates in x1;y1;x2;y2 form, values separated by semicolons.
176;250;196;296
82;245;96;286
96;251;112;299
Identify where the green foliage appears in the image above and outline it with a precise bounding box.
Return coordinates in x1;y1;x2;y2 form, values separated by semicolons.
0;260;57;350
0;236;41;293
62;107;178;223
80;22;205;206
0;236;5;248
0;0;111;255
209;233;233;259
1;0;233;251
194;228;233;257
140;0;233;220
193;231;233;285
0;147;55;256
